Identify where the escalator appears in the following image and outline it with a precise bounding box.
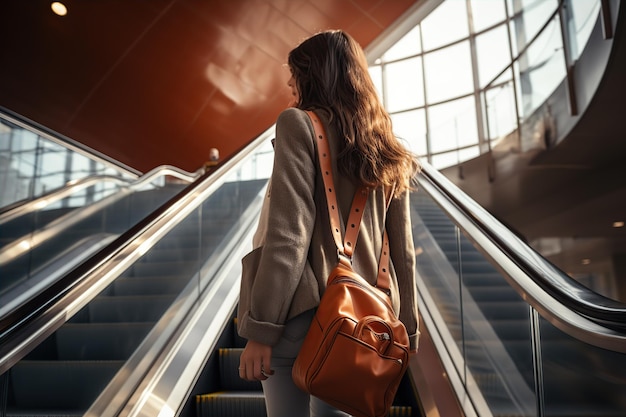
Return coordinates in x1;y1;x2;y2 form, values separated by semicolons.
1;130;625;416
0;166;198;323
408;165;626;417
194;317;418;417
0;125;277;416
4;179;265;415
0;108;201;322
188;163;626;417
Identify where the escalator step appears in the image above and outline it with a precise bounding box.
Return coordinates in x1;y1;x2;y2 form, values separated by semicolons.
459;260;499;273
420;225;455;236
87;295;176;322
489;320;531;340
437;239;474;252
469;287;523;302
129;260;197;277
56;322;153;360
109;276;188;296
389;406;413;416
462;272;505;286
197;391;266;417
231;317;247;348
196;392;415;417
10;360;123;410
219;348;262;391
476;301;529;320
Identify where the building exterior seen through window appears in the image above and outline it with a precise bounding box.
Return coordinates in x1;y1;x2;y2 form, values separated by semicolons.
369;0;601;169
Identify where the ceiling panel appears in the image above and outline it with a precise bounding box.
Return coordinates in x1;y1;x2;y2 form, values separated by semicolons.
1;0;418;172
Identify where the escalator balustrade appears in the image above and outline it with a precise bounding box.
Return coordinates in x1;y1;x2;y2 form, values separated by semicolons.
3;180;265;416
411;191;626;417
0;182;187;318
4;169;624;417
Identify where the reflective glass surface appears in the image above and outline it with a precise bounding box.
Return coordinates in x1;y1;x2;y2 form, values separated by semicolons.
372;0;597;174
421;0;469;51
412;182;626;417
508;0;559;56
431;146;480;171
382;26;421;61
567;0;601;60
423;41;473;103
3;136;273;415
0;113;137;210
476;25;511;87
385;57;424;112
485;76;518;141
369;65;383;100
391;109;427;156
470;0;506;33
429;96;478;154
0;112;186;319
0;174;188;320
517;17;566;116
539;317;626;416
412;189;537;417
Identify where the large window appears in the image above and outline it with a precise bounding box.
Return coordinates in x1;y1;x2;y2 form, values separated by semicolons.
475;25;510;88
382;26;421;61
568;1;601;59
508;0;559;55
385;57;424;112
429;96;478;154
470;0;506;32
370;0;600;169
390;109;427;156
0;116;136;209
518;17;565;116
424;41;473;103
421;0;469;50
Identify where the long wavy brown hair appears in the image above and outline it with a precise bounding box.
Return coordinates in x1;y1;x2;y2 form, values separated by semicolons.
288;30;420;196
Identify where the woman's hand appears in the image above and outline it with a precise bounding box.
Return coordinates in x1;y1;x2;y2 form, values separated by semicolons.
239;340;275;381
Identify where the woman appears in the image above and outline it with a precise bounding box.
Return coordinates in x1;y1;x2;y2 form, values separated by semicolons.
237;30;420;417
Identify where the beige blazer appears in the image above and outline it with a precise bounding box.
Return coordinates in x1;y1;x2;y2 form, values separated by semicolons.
237;107;419;351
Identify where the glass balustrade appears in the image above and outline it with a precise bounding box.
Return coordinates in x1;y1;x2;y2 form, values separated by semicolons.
1;132;274;415
411;187;626;417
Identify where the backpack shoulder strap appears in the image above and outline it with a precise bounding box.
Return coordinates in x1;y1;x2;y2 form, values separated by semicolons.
305;110;391;291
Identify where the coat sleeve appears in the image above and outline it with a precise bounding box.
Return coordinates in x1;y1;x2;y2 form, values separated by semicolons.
387;190;420;352
237;108;317;346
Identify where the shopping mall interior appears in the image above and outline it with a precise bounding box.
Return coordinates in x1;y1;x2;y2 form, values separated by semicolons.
0;0;625;416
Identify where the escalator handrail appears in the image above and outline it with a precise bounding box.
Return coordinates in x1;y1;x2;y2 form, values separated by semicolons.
0;165;200;225
418;162;626;329
0;125;274;374
0;175;132;220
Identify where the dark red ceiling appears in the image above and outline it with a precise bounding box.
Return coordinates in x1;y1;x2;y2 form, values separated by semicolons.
1;0;417;173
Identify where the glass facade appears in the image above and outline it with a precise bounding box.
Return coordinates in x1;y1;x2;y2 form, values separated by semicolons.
0;114;138;210
370;0;601;169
